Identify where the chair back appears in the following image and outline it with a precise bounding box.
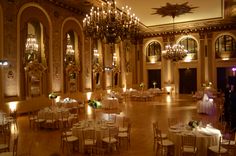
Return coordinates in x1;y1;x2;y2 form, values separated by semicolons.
82;128;96;144
153;122;158;138
108;127;118;143
108;114;116;124
61;111;70;119
123;117;130;127
218;136;229;153
127;122;132;138
155;129;163;145
181;134;196;148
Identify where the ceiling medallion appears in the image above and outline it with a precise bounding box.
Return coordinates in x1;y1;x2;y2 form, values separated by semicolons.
151;2;198;18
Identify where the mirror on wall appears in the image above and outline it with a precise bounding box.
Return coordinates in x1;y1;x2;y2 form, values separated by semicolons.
64;31;80;93
24;21;46;98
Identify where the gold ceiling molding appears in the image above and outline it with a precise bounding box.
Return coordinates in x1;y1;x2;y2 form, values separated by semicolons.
142;19;236;38
45;0;92;15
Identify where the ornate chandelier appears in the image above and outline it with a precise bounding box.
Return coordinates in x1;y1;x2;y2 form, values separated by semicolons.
83;0;140;44
152;2;198;61
162;44;187;61
161;16;188;62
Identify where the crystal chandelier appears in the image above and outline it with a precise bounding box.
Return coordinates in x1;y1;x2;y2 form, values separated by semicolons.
162;44;187;62
161;17;188;62
83;0;140;44
25;34;39;63
64;34;75;65
151;2;197;62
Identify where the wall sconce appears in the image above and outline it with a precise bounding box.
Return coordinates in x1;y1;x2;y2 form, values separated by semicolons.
112;53;117;66
0;60;8;66
93;49;99;63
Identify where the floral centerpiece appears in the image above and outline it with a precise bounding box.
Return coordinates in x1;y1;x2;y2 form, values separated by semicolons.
48;92;58;107
188;120;199;129
88;99;102;109
153;81;157;88
139;82;144;91
48;92;58;99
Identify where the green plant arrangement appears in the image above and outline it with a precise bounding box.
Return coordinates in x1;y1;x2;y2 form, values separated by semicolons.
188;120;199;129
48;92;58;99
139;82;144;89
88;99;102;109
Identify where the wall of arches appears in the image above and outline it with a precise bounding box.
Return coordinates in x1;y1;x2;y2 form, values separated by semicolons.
0;0;87;100
143;31;236;93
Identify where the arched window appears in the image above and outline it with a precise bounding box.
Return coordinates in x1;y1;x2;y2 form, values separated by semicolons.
179;37;198;60
146;41;161;63
215;35;236;59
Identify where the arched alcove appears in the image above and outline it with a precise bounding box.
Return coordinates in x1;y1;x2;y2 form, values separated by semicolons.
146;41;162;63
178;36;199;61
18;4;51;99
62;18;83;93
215;34;236;59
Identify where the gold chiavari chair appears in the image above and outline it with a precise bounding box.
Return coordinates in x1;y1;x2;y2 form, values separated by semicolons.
156;128;174;156
180;134;198;156
82;128;97;155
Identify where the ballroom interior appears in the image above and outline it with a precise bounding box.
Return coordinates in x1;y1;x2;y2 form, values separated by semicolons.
0;0;236;156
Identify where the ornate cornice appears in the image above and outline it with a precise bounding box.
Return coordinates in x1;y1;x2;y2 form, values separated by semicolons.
45;0;92;15
142;18;236;38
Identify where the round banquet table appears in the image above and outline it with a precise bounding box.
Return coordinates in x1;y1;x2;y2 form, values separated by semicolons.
197;100;215;115
168;124;221;156
37;107;69;121
102;97;119;109
72;119;117;152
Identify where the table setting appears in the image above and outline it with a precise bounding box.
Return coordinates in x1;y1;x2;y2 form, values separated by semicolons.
71;119;117;152
168;120;221;156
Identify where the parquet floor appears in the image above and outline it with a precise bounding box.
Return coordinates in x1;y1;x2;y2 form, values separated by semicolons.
5;94;224;156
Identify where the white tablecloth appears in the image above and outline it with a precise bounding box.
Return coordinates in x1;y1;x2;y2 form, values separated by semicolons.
168;125;220;156
102;98;119;109
197;100;215;115
72;120;117;152
38;107;69;120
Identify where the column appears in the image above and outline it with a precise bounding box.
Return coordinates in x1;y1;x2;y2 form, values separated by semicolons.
199;32;205;87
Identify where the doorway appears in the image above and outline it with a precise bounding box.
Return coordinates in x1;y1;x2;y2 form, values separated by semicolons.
179;68;197;94
147;69;161;89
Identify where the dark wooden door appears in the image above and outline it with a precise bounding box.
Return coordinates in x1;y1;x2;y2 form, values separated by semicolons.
217;67;227;92
148;69;161;89
179;68;197;94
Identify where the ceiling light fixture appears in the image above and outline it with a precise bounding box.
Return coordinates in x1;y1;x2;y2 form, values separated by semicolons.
83;0;140;44
152;2;198;61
